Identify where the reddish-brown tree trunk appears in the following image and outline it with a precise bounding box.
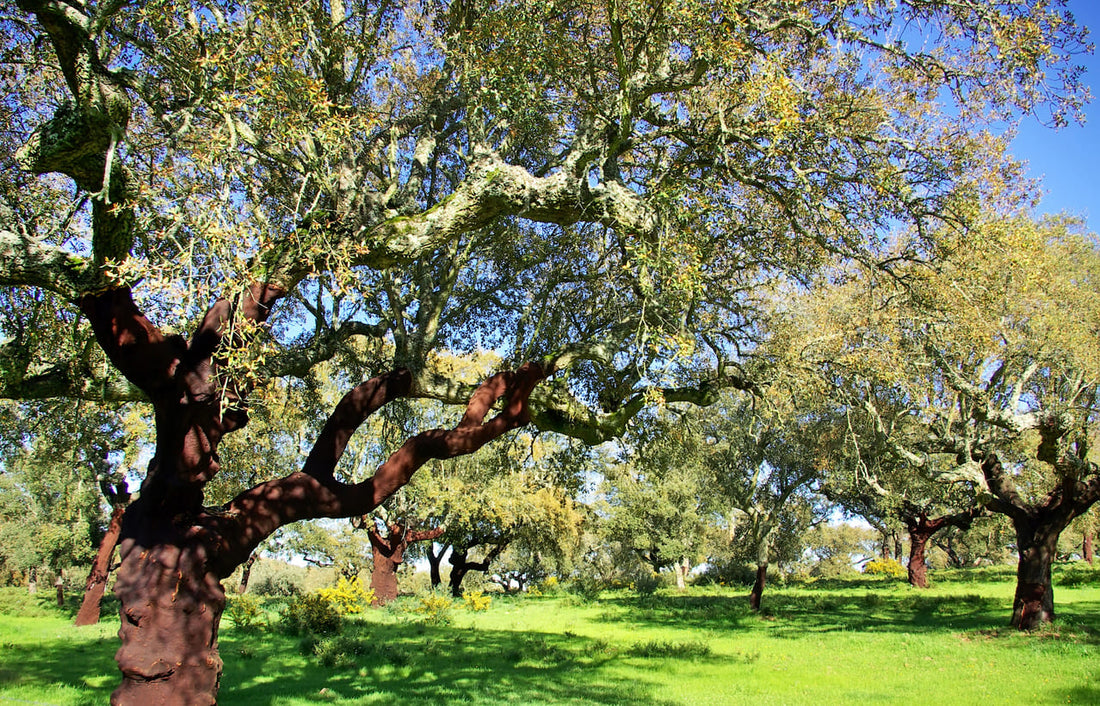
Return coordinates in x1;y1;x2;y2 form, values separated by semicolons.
77;286;547;704
368;522;445;605
111;502;226;706
75;505;127;626
907;530;933;589
749;564;767;611
1084;531;1094;565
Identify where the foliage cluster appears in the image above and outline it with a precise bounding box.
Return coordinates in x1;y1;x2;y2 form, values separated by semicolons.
281;593;344;635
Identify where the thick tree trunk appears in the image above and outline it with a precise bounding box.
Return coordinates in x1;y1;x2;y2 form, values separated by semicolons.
75;504;126;626
907;530;932;589
749;563;767;611
1084;531;1094;565
111;502;226;706
368;522;444;605
236;555;256;595
1011;521;1059;630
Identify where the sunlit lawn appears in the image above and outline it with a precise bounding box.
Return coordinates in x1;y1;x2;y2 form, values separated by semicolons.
1;566;1097;705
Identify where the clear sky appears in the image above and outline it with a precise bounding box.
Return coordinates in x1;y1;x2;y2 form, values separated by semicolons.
1010;0;1099;230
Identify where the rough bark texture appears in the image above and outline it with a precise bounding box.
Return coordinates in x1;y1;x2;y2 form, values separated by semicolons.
1010;519;1060;630
1084;531;1094;564
75;504;126;626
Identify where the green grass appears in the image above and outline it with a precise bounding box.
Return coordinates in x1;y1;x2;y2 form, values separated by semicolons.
1;566;1098;705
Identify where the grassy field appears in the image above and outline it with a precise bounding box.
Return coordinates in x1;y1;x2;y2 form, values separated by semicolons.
1;565;1097;705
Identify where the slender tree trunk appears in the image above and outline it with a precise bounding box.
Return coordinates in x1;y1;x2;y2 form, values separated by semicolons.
27;567;37;595
448;546;471;598
449;543;505;597
55;575;65;608
236;555;256;595
1084;531;1094;565
76;504;126;626
675;557;689;590
427;543;446;589
749;563;767;611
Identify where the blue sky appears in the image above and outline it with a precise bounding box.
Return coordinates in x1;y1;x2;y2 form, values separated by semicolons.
1010;0;1099;229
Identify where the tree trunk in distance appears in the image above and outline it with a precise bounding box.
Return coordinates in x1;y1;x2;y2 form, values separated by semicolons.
371;549;400;605
427;543;446;589
907;530;932;589
1084;531;1094;565
749;564;767;611
55;575;65;608
448;549;471;598
675;557;689;590
75;504;126;626
236;555;256;594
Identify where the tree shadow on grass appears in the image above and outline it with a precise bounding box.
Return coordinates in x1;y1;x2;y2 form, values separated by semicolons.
596;590;1100;643
0;631;118;705
218;621;679;705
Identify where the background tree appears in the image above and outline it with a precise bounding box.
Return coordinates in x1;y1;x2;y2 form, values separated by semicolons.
1;0;1090;701
792;216;1100;627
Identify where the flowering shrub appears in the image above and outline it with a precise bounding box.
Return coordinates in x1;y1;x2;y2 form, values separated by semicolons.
463;589;492;611
318;576;374;614
225;594;265;631
416;594;455;625
863;558;907;579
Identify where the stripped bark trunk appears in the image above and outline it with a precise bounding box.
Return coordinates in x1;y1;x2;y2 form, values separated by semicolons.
368;522;445;605
1084;531;1094;565
75;504;127;626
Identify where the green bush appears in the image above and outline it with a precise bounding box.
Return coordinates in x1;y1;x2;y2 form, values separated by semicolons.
632;571;662;597
627;639;712;659
225;593;265;631
253;573;302;598
568;575;605;602
281;592;344;635
863;557;907;579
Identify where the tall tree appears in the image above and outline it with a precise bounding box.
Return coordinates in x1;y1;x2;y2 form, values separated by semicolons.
1;1;1088;701
794;217;1100;627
